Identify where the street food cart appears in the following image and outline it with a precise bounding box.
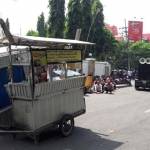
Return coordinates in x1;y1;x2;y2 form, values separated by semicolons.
0;18;94;143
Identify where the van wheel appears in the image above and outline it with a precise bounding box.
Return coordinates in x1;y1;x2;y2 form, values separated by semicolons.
59;115;74;137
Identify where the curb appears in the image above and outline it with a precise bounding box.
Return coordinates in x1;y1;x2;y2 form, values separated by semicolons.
116;84;132;88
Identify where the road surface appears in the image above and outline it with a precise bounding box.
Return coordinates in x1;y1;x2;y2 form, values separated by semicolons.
1;84;150;150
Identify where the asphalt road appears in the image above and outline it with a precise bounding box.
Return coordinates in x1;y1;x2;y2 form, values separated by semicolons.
1;84;150;150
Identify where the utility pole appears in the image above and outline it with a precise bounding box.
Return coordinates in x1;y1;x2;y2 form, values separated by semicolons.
119;19;130;70
124;19;130;71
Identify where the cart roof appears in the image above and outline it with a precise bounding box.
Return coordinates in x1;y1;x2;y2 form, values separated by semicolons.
12;35;95;47
0;18;94;47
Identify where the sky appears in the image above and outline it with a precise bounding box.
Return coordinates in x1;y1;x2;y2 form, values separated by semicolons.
0;0;150;35
0;0;49;35
101;0;150;34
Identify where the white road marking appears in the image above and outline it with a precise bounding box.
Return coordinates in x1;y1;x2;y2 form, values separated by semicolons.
144;109;150;113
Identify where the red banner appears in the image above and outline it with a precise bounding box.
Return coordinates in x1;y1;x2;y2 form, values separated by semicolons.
128;21;143;42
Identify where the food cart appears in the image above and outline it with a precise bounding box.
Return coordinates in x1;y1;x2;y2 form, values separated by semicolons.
0;18;94;143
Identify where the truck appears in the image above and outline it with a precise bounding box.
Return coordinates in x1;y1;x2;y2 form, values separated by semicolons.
94;61;111;77
82;59;111;77
82;59;111;93
135;57;150;90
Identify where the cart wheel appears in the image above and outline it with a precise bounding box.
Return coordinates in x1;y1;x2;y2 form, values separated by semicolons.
59;115;74;137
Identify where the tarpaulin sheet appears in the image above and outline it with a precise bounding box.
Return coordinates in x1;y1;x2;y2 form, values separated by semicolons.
12;65;25;83
0;66;25;109
0;67;11;109
0;67;9;84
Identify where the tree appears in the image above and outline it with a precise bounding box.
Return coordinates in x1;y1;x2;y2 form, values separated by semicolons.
80;0;92;41
129;41;150;69
89;0;118;61
37;12;47;37
129;41;150;54
65;0;82;39
111;40;150;69
103;28;118;53
48;0;65;38
87;0;104;57
26;30;39;36
109;41;128;69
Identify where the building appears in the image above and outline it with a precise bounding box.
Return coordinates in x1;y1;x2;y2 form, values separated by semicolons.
142;33;150;42
105;24;123;41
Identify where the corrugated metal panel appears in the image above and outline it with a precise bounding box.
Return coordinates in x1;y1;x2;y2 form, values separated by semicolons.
12;88;85;130
8;76;85;130
0;55;9;68
6;83;32;99
34;76;85;97
13;101;34;129
33;88;84;129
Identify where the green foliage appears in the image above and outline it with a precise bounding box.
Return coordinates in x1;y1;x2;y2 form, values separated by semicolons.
44;23;49;37
80;0;118;59
80;0;92;41
129;41;150;55
65;0;82;39
25;0;122;69
129;41;150;69
26;30;39;36
37;12;47;37
90;0;118;59
112;49;128;69
48;0;65;38
104;29;118;47
112;40;150;70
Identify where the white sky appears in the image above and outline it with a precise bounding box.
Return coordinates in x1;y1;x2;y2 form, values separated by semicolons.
101;0;150;34
0;0;49;35
0;0;149;35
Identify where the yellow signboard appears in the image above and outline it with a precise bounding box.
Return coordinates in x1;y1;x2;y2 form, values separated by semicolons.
32;51;47;65
47;50;81;63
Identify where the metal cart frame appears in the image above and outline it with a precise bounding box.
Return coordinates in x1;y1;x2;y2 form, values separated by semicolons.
0;18;94;143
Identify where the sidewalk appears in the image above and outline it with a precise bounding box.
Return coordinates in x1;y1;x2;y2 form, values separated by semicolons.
116;80;134;88
116;84;131;88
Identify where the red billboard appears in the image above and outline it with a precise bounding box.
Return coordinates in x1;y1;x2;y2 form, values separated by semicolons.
128;21;143;42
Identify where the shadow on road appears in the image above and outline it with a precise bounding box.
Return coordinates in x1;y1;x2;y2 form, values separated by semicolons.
0;127;123;150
